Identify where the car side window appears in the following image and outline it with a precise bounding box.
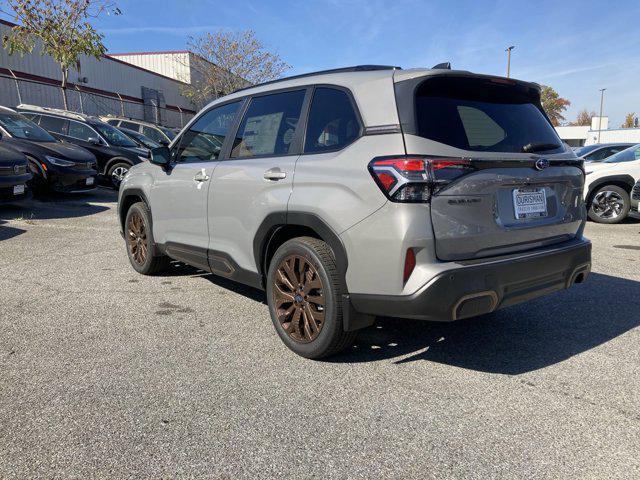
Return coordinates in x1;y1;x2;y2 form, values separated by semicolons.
585;148;612;161
142;126;165;143
67;120;97;142
231;90;306;158
175;100;242;163
304;87;361;154
120;121;140;131
38;115;67;135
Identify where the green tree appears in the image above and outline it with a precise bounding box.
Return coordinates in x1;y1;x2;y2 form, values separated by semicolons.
540;85;571;126
1;0;120;109
621;113;636;128
570;109;596;127
182;30;290;107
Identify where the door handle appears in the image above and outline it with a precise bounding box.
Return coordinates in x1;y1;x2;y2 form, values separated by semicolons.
264;168;287;181
194;169;210;182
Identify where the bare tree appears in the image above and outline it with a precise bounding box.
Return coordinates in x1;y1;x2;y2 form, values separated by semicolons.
570;109;596;126
621;113;636;128
182;30;290;107
1;0;120;109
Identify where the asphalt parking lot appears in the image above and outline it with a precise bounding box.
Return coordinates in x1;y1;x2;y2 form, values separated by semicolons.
1;190;639;479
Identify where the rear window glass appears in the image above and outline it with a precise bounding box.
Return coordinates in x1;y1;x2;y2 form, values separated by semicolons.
414;77;561;153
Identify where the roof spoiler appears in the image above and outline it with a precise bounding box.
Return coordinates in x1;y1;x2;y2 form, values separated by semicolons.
431;62;451;70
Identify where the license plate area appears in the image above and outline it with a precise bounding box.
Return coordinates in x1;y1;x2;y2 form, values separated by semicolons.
13;184;25;195
513;187;547;219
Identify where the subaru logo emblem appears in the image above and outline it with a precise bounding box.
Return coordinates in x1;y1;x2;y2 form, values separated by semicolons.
535;158;550;170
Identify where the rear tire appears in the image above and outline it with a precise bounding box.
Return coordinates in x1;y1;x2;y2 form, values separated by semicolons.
124;202;169;275
588;185;630;224
266;236;356;359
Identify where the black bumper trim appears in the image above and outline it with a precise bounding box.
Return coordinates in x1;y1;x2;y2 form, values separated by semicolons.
350;239;592;322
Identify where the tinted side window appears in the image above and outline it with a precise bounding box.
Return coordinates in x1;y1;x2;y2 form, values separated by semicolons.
142;126;165;143
175;101;241;163
120;121;140;131
231;90;306;158
39;115;67;134
304;87;360;153
67;121;96;141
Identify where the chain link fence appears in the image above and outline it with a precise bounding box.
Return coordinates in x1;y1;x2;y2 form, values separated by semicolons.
0;73;195;128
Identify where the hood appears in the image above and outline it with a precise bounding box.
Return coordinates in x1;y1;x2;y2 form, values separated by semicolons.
0;143;28;166
3;138;96;162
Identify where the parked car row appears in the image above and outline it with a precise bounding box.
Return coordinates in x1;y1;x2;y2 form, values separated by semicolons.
0;105;176;202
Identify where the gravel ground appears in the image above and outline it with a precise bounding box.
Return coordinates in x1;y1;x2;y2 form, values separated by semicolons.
1;190;639;479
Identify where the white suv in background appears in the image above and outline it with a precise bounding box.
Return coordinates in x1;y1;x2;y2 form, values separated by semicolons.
584;143;640;223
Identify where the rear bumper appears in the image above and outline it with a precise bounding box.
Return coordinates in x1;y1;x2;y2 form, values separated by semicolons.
349;238;591;321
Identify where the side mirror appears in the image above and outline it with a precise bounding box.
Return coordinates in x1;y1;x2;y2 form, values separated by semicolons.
88;137;101;145
150;146;171;167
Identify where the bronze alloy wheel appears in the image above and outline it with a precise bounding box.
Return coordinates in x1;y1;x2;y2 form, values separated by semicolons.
273;254;326;343
127;211;148;265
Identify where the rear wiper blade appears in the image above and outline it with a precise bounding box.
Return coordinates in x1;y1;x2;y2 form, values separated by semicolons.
521;142;561;153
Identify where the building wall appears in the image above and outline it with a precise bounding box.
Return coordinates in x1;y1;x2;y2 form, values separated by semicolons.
108;51;192;83
0;20;196;127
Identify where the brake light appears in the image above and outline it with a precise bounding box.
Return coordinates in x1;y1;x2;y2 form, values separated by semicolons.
368;156;475;202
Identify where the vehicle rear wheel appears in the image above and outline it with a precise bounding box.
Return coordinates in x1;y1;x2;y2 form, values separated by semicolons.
588;185;630;224
266;236;356;359
108;162;131;189
125;202;169;275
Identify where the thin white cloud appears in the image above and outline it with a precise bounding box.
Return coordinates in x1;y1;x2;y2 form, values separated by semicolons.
101;25;221;36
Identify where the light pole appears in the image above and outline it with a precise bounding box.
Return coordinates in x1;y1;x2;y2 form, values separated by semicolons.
505;46;515;78
598;88;606;144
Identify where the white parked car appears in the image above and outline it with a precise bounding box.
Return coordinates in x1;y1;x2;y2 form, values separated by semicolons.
584;143;640;223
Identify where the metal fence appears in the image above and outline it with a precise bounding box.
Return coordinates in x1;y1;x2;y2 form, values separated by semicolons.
0;73;195;128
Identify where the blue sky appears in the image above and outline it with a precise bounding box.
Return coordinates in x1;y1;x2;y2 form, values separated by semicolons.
92;0;639;126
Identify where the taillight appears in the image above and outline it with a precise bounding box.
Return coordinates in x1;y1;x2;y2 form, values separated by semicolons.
368;156;475;202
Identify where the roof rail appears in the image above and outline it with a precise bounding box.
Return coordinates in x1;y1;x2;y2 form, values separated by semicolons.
0;105;17;113
16;104;88;121
232;65;401;93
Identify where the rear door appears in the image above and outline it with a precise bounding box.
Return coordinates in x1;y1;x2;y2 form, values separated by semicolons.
148;100;243;269
397;74;585;260
207;88;309;274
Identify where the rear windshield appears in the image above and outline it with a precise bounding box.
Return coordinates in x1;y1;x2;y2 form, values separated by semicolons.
413;77;562;153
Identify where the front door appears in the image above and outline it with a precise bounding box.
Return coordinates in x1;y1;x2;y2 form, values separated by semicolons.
149;101;243;269
208;88;309;275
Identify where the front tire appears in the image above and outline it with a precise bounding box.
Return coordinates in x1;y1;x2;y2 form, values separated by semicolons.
266;237;356;359
588;185;630;224
108;162;131;189
124;202;169;275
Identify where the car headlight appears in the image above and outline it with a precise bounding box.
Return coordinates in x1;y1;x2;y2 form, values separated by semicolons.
45;155;75;167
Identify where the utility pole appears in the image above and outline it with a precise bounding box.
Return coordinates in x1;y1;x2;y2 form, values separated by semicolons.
505;46;515;78
598;88;606;144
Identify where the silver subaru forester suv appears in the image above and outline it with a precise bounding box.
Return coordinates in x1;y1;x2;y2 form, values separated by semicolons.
118;65;591;359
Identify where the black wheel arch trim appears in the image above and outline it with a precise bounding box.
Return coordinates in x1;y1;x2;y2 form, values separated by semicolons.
254;211;349;285
118;187;151;234
104;157;134;176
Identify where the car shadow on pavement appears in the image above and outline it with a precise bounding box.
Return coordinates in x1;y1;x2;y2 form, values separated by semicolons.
329;273;640;374
0;219;26;241
0;188;115;222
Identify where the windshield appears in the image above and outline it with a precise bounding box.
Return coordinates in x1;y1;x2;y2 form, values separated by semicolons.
124;129;160;149
0;113;56;142
93;122;137;148
412;77;562;153
603;144;640;163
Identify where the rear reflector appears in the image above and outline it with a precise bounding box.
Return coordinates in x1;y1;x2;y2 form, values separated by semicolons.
403;248;416;283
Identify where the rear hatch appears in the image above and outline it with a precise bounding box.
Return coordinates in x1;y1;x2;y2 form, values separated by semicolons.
395;73;585;261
